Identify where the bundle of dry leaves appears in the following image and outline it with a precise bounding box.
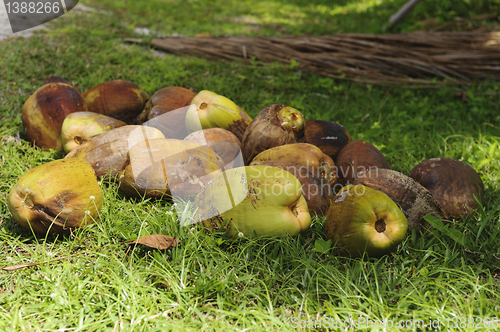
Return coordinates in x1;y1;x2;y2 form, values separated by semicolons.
126;31;500;87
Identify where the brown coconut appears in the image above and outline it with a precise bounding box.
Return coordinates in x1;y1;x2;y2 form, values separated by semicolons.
336;140;391;184
135;86;196;139
409;157;485;218
353;168;447;229
250;143;337;187
118;138;225;200
22;83;86;150
83;80;149;124
305;120;352;161
241;104;306;165
64;125;165;180
184;128;242;168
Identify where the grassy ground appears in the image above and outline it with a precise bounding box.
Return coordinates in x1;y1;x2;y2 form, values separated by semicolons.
1;0;500;330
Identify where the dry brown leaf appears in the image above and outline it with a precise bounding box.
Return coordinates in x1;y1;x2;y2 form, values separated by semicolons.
2;263;37;271
131;235;179;250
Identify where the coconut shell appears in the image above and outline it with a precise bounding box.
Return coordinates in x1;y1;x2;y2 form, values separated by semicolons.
22;83;86;150
119;162;173;200
135;86;196;139
61;112;127;153
184;90;252;141
409;157;485;218
325;184;408;257
241;104;306;165
184;128;242;168
250;160;334;215
250;143;337;187
193;166;311;237
118;138;225;200
7;158;102;235
136;86;196;123
353;168;447;229
305;120;352;161
83;80;149;124
64;125;165;180
336;140;391;184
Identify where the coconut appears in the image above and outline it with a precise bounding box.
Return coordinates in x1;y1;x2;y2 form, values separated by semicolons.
241;104;306;165
8;159;103;235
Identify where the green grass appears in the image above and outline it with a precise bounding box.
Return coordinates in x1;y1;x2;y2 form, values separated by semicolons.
1;0;500;330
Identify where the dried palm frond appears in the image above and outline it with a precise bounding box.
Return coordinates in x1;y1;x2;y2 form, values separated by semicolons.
125;31;500;87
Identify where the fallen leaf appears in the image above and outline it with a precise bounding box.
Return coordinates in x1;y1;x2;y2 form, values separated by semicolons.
2;263;36;271
131;235;179;250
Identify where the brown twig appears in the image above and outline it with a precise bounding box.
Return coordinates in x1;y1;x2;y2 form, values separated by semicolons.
1;234;178;271
1;240;133;271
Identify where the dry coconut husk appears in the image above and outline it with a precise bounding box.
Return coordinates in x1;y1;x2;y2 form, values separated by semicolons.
353;168;448;230
125;31;500;87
